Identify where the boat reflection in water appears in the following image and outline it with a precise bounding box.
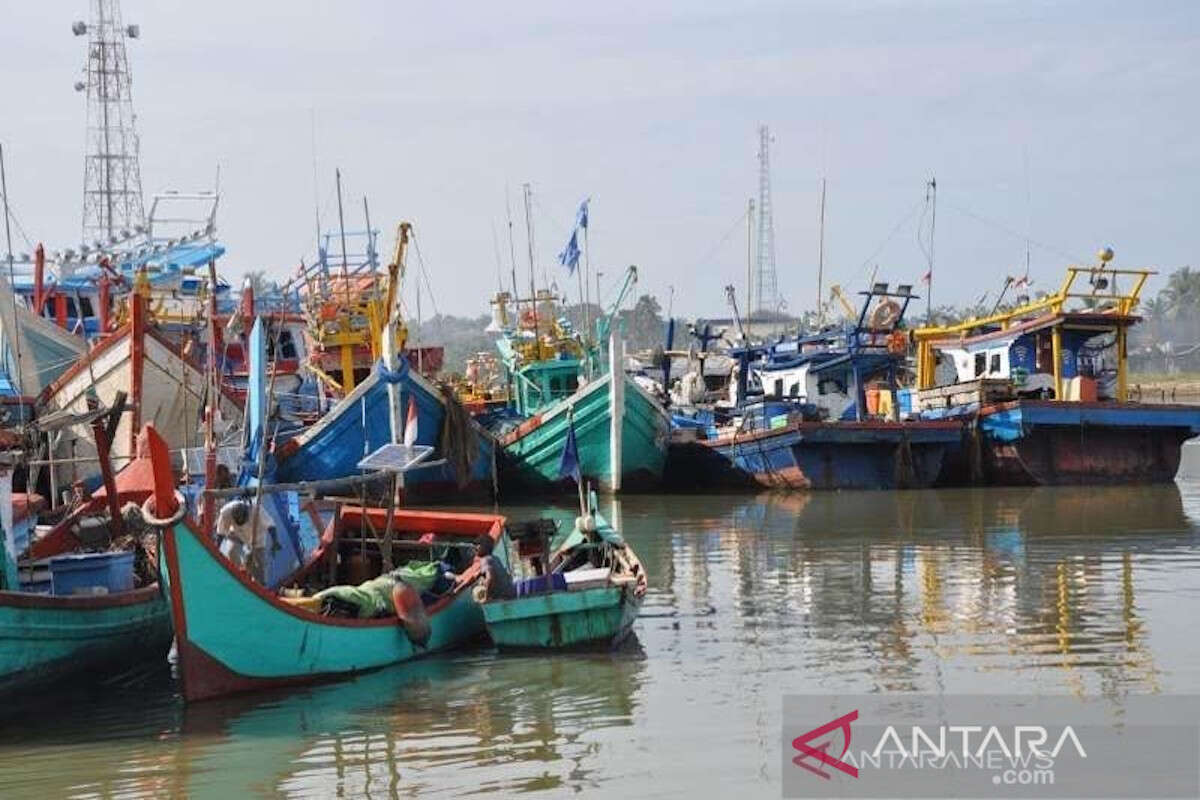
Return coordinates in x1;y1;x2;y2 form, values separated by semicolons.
176;648;645;797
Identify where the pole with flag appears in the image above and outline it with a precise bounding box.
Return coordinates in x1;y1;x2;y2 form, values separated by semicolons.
558;197;592;374
559;406;586;519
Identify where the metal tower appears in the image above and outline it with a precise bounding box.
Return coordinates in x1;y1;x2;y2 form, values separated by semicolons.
754;124;779;316
73;0;145;242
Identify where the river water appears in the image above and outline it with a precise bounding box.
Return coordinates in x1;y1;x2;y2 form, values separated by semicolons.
4;450;1200;798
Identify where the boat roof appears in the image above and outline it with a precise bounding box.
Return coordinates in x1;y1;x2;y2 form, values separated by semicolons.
923;310;1141;349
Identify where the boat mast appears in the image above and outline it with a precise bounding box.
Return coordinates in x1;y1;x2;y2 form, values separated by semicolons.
817;178;827;327
925;176;937;322
505;186;519;301
335;168;352;311
202;256;219;534
745;197;754;340
522;182;539;342
0;143;25;399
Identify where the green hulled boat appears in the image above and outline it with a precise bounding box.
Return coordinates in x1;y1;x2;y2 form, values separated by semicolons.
482;510;645;650
485;268;671;493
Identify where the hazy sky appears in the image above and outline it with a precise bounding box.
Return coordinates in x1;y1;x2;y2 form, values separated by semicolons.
1;1;1197;320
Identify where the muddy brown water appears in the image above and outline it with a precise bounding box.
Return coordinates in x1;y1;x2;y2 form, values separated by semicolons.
3;446;1200;797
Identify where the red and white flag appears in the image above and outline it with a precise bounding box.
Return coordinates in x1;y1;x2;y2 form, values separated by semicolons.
921;269;932;284
403;396;419;447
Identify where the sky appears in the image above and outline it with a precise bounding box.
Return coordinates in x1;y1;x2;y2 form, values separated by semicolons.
1;1;1198;321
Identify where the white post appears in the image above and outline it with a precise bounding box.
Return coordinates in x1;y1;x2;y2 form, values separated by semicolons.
609;331;624;492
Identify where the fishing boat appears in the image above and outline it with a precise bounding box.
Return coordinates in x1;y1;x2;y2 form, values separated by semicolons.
912;253;1200;485
163;276;509;702
0;419;173;695
274;221;497;500
36;291;242;495
484;267;671;493
160;443;507;701
667;283;961;490
482;502;645;650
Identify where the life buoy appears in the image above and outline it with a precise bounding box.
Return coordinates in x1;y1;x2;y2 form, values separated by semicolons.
870;299;902;329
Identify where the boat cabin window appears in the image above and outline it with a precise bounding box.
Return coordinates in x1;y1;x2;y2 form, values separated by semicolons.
989;353;1001;375
789;383;800;398
773;378;783;399
974;353;986;377
66;298;79;318
269;328;298;360
79;297;94;318
565;374;578;393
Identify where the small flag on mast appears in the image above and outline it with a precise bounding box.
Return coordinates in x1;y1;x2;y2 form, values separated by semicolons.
557;229;581;274
403;396;419;448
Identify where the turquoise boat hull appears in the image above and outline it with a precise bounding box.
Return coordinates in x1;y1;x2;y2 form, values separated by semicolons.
497;372;670;493
0;586;173;695
162;514;501;702
482;585;640;649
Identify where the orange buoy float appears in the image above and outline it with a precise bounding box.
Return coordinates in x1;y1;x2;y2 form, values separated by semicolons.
392;582;431;647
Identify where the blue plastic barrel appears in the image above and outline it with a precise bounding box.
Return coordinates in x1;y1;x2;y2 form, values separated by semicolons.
48;552;135;596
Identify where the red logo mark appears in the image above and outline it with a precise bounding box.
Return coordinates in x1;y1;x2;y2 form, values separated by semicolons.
791;710;859;779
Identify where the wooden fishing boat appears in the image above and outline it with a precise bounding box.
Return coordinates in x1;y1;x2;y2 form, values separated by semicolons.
666;283;960;490
37;292;241;493
272;356;498;500
497;368;671;492
162;482;507;702
484;268;671;493
482;508;645;650
275;221;496;500
0;424;174;696
669;410;962;490
913;257;1200;485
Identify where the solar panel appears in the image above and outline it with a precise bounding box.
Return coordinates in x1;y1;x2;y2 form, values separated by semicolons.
356;444;435;474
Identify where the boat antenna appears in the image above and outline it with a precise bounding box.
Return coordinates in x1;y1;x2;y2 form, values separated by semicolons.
335;168;351;309
925;176;937;322
522;182;539;339
817;178;827;327
505;185;519;300
0;143;25;399
745;197;755;339
490;218;506;293
310;109;321;251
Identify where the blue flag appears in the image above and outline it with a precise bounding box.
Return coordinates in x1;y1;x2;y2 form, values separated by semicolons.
576;198;590;231
558;419;582;485
557;229;581;274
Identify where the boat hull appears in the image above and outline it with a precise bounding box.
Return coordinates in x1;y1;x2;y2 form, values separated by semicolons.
0;586;173;695
667;420;961;491
274;365;496;502
497;373;670;493
972;400;1200;486
483;586;640;649
162;516;497;702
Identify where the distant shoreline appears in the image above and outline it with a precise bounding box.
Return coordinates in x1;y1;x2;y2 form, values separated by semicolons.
1129;373;1200;402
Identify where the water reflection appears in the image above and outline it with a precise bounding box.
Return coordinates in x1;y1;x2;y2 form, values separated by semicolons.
1;484;1198;797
